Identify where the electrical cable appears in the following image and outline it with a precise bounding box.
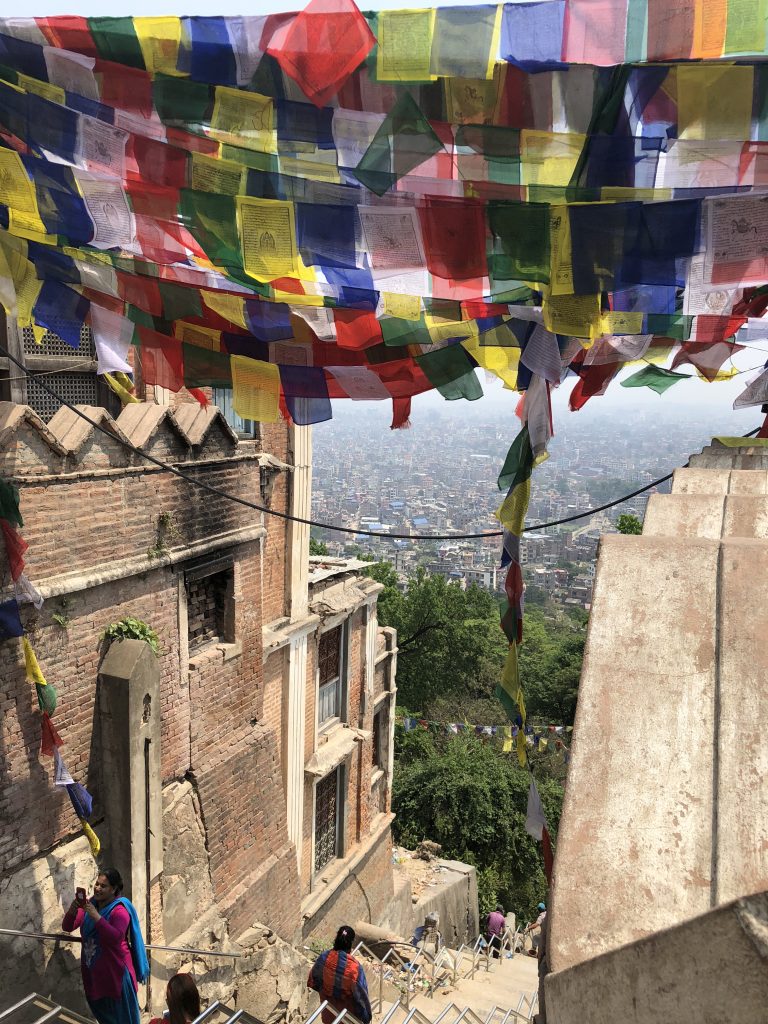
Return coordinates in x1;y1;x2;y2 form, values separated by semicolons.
0;342;761;541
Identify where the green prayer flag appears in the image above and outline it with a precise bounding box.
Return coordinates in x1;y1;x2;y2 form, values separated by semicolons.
0;478;22;527
497;425;534;493
36;682;57;715
645;314;693;341
620;365;690;394
153;75;212;127
182;344;233;389
416;345;483;401
89;17;145;69
179;190;243;275
488;202;550;283
353;92;444;196
159;281;203;322
380;315;431;347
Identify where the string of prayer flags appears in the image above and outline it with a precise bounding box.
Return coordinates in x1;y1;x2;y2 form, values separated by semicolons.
0;477;101;858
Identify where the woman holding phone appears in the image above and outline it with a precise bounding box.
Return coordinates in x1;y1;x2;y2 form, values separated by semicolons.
62;868;150;1024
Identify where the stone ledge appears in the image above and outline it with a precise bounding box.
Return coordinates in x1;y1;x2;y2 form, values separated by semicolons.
301;812;395;924
34;523;266;599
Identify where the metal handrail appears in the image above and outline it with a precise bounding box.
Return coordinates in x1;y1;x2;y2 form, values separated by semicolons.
0;928;242;960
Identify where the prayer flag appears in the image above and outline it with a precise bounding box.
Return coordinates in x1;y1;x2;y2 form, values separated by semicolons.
231;354;280;421
621;365;690;394
0;598;23;640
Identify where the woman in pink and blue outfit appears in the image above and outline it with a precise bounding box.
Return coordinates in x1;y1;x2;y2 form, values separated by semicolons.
62;868;149;1024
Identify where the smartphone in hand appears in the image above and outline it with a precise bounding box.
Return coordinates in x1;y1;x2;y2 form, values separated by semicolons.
75;887;86;907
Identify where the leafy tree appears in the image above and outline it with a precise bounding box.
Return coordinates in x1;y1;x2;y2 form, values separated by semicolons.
309;537;329;555
367;566;508;709
393;729;562;920
616;512;642;535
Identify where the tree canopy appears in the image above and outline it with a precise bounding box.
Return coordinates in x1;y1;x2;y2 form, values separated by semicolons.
393;728;563;920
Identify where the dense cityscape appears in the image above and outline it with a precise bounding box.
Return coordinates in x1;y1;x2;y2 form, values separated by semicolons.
311;386;756;610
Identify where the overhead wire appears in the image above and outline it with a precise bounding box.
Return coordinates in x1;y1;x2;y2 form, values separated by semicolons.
0;341;761;541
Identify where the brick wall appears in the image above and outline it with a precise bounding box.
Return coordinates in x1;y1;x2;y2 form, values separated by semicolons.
0;406;302;941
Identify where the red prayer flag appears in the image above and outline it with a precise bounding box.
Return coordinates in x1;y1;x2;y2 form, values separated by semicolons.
671;340;745;382
37;16;98;56
390;396;411;429
1;519;28;581
40;712;63;757
420;198;488;281
267;0;376;108
333;309;384;350
137;328;185;392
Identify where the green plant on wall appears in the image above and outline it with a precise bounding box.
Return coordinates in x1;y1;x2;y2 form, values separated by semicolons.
52;598;71;629
101;617;160;656
147;510;183;560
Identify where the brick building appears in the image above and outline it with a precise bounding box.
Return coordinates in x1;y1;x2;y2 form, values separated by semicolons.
0;321;399;1008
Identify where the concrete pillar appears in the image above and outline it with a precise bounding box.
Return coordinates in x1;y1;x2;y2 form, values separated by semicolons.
286;632;308;868
287;423;312;623
98;638;164;1007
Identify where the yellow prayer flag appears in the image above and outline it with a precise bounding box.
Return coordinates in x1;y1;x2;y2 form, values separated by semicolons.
549;206;574;296
600;310;644;336
501;726;513;754
521;131;585;188
134;17;182;77
696;365;739;383
516;730;527;767
0;150;46;237
211;86;277;154
237;197;298;282
231;355;280;422
425;313;477;343
678;65;753;142
80;819;101;859
377;9;437;82
191;153;246;196
446;74;503;125
103;372;140;405
495;476;531;535
202;291;248;330
18;73;65;105
601;186;672;202
279;153;341;184
543;292;602;339
382;293;422;321
174;321;222;351
23;638;47;686
462;336;519;389
30;322;46;345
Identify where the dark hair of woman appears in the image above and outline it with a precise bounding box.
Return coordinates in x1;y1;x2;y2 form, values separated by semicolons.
166;974;201;1024
333;925;355;953
101;868;124;895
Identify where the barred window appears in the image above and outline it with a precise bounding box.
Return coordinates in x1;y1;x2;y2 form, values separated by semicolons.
318;625;344;727
314;768;341;874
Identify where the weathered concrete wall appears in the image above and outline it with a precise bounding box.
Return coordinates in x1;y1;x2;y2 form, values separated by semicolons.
550;445;768;977
546;892;768;1024
302;818;395;945
411;861;480;949
0;834;96;1012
